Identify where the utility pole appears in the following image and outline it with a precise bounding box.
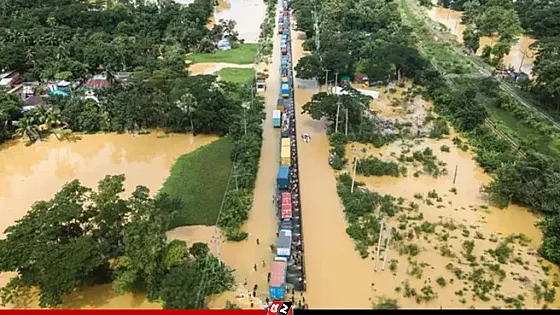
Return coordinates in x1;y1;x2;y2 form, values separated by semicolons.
453;165;458;185
345;108;348;136
335;72;338;88
374;221;385;271
351;156;358;193
335;100;340;133
325;69;330;92
381;228;392;271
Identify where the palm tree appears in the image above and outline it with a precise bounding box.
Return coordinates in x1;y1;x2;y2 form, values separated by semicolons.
44;107;63;129
176;92;197;134
15;116;40;142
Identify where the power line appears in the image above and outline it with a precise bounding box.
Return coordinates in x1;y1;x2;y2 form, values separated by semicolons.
194;149;239;309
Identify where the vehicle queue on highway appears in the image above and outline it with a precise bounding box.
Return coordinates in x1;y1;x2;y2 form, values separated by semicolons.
268;0;308;310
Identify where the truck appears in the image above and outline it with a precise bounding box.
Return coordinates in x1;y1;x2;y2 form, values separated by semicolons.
272;110;281;128
283;29;289;36
280;145;290;166
281;68;289;83
281;57;288;68
281;83;290;98
276;229;292;258
281;202;292;220
281;34;288;42
277;98;285;112
269;257;287;300
281;44;287;55
280;219;292;230
277;165;290;190
281;138;290;149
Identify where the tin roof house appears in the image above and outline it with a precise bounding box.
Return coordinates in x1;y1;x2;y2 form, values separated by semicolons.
217;38;232;51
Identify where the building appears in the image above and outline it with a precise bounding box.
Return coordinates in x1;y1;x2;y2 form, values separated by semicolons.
0;70;22;91
86;74;110;89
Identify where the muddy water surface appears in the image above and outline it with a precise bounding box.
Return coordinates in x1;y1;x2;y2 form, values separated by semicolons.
0;132;218;309
188;62;254;75
291;30;377;308
428;5;536;74
177;0;265;43
167;6;280;309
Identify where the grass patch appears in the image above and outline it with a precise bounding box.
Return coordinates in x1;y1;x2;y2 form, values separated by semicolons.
161;137;233;228
187;44;259;64
217;68;255;84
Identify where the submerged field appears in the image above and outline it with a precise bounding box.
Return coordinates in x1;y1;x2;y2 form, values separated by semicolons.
335;85;560;309
160;136;234;228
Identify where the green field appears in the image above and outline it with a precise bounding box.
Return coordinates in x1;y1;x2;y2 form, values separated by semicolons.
160;137;234;228
217;68;255;84
187;44;259;64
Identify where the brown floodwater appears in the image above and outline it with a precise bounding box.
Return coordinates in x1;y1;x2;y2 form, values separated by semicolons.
289;21;559;306
178;0;265;43
188;62;254;75
0;132;218;309
427;4;536;74
167;9;281;309
290;30;378;308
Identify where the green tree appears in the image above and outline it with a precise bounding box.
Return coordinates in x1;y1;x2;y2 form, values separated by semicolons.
15;116;40;142
463;25;481;53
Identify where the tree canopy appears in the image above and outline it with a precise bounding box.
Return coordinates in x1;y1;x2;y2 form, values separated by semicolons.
0;175;234;308
291;0;423;82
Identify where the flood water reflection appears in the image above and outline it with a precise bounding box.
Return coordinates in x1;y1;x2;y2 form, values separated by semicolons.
177;0;265;43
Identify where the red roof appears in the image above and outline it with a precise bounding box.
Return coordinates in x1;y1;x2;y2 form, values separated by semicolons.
281;192;291;205
281;203;292;219
86;79;109;89
269;260;287;287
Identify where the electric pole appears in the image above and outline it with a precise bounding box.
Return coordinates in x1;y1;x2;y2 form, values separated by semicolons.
325;69;329;92
351;156;358;193
345;108;348;136
335;100;340;133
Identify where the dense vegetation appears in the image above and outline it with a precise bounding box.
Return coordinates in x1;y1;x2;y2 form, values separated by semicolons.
436;0;560;114
161;137;234;228
0;175;234;308
0;0;279;308
0;0;249;143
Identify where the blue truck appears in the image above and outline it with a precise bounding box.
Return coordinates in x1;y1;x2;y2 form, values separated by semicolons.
277;165;289;190
281;57;288;68
269;257;287;300
272;109;281;128
281;83;290;98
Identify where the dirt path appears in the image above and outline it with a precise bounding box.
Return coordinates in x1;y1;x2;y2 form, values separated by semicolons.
290;30;376;308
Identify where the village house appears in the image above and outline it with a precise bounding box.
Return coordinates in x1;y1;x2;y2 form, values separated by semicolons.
0;70;22;93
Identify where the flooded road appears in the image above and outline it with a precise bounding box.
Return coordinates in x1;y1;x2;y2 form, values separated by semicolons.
177;0;266;43
169;0;278;309
291;31;377;308
427;4;536;74
0;132;218;309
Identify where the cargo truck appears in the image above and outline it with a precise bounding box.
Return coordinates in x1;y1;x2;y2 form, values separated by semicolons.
272;110;281;128
281;44;287;55
281;57;288;68
281;83;289;98
277;165;290;190
281;138;290;149
276;229;292;258
277;98;285;112
269;257;287;300
280;145;290;166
